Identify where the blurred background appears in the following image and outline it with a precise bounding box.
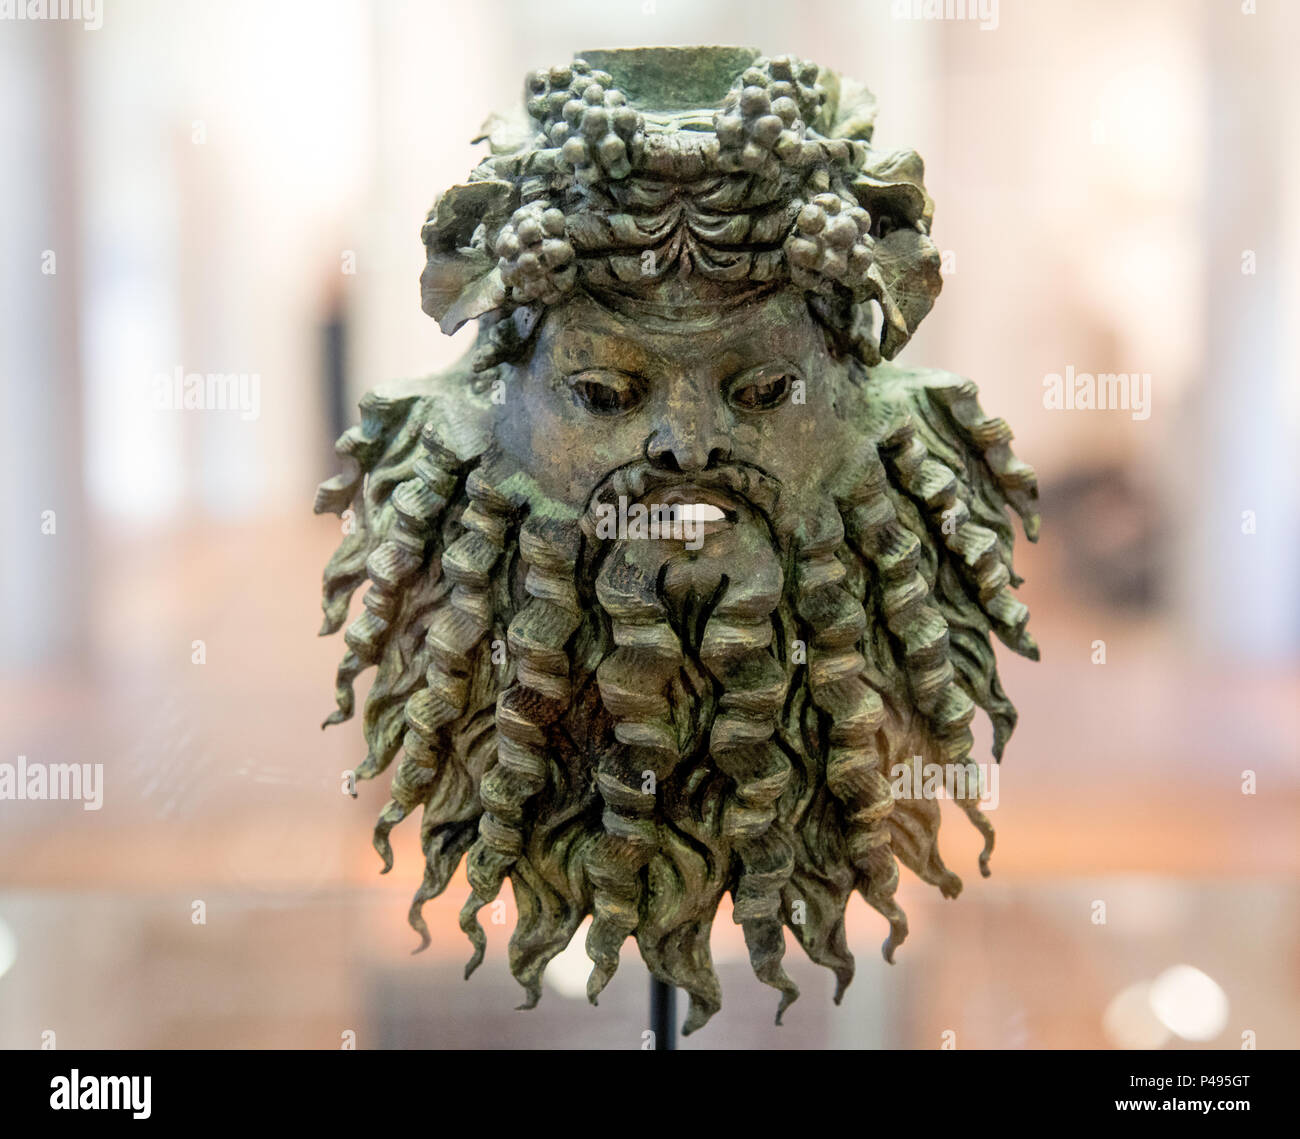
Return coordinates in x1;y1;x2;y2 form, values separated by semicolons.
1;0;1297;1050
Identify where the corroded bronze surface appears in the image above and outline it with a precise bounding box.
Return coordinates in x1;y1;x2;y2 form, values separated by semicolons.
316;46;1039;1033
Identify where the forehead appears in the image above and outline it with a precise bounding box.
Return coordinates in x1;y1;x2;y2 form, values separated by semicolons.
536;286;822;375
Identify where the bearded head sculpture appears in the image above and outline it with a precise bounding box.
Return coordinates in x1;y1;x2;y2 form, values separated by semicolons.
316;46;1039;1034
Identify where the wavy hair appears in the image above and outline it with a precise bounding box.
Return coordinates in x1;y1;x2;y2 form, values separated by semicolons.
316;368;1038;1033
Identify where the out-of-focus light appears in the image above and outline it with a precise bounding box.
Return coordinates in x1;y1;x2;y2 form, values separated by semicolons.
544;918;593;1000
0;916;16;981
1148;965;1229;1042
1103;982;1171;1049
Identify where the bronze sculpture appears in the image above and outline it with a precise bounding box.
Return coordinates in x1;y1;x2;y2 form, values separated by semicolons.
316;46;1039;1034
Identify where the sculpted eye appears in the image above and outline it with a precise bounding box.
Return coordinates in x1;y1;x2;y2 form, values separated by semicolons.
729;371;794;412
569;371;643;416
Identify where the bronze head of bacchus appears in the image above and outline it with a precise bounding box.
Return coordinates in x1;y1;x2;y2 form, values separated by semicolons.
316;46;1039;1034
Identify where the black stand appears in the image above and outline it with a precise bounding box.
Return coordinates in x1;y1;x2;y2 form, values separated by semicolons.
649;976;676;1050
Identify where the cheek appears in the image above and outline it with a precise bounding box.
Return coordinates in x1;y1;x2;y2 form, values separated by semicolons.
515;372;647;500
731;372;847;482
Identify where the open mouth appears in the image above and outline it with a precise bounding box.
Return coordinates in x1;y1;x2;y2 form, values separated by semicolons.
650;486;740;539
670;502;725;523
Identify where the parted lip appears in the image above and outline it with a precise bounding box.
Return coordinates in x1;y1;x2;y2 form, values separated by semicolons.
647;483;742;521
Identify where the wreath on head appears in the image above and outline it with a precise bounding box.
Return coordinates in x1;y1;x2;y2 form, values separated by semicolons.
419;49;944;371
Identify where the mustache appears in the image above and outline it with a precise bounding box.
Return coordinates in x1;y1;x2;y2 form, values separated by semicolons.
580;459;787;536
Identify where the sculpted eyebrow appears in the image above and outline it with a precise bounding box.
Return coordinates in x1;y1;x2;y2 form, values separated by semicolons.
551;328;653;376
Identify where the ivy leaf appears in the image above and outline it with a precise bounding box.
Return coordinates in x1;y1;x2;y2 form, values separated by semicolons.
424;255;506;336
418;180;514;334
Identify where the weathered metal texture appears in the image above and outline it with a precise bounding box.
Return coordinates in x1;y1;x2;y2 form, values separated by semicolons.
316;47;1039;1034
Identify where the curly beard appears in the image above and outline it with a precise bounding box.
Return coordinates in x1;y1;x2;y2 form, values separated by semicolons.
315;368;1037;1034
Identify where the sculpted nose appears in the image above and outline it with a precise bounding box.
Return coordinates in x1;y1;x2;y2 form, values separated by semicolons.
647;393;731;473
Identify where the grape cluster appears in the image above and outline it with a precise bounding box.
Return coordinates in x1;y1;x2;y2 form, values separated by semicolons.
784;193;875;297
525;59;641;183
714;56;824;177
524;63;595;130
495;202;577;305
